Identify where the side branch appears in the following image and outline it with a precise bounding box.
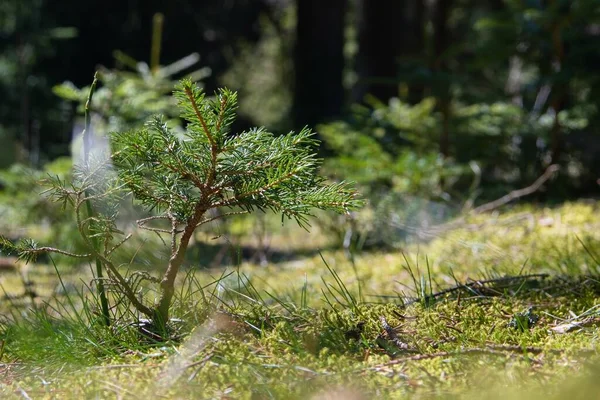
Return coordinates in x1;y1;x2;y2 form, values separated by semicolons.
184;86;218;187
101;257;155;317
195;210;249;228
184;87;215;149
215;95;227;132
211;170;300;209
470;164;559;215
29;247;91;258
137;215;181;235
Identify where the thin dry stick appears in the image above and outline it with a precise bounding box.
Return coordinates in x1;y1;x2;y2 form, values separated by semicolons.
379;316;410;350
402;273;549;305
410;164;560;237
371;273;549;304
87;364;161;370
470;164;560;215
484;344;562;355
186;352;215;382
369;346;543;370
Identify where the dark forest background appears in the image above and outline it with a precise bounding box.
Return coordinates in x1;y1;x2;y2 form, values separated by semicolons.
1;0;600;204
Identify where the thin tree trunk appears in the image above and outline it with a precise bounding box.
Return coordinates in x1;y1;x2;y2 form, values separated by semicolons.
407;0;426;104
432;0;453;159
355;0;425;103
293;0;346;128
355;0;402;102
154;206;206;326
549;14;569;164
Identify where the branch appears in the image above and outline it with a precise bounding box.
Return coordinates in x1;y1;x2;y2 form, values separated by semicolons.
195;210;249;228
137;215;171;225
74;195;154;317
106;233;133;256
470;164;560;215
27;247;90;258
211;170;300;209
136;215;182;234
184;86;214;148
367;346;544;370
101;257;154;317
138;226;176;234
184;86;218;187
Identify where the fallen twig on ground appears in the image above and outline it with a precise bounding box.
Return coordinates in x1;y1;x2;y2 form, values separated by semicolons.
368;345;545;371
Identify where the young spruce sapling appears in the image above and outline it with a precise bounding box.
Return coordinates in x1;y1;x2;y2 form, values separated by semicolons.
1;78;362;333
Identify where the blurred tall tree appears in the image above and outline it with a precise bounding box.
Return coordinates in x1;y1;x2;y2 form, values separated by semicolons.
2;0;600;198
1;0;278;165
293;0;347;128
472;0;600;187
431;0;453;159
354;0;425;104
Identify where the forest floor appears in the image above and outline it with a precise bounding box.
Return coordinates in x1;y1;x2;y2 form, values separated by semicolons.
1;201;600;399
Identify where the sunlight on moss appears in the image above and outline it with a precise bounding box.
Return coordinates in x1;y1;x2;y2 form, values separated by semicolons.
2;201;600;398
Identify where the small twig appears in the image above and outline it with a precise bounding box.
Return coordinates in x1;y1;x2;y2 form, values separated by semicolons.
137;215;171;225
369;345;544;370
186;352;214;382
371;273;549;305
128;270;161;285
138;225;178;234
195;210;249;228
137;214;182;235
379;316;410;350
470;164;560;215
87;364;161;370
29;247;90;258
106;233;132;256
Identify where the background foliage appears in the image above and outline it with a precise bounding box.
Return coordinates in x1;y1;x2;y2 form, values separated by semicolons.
1;0;599;252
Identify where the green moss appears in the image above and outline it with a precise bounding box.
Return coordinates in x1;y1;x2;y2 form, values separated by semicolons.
2;201;600;398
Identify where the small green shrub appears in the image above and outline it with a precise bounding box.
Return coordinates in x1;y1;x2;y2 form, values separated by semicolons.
53;50;209;135
1;79;361;334
0;48;208;266
317;95;591;249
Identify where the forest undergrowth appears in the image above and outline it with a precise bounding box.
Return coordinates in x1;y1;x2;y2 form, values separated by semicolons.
1;201;600;399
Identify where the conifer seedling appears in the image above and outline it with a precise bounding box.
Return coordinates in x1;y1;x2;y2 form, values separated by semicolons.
2;79;361;334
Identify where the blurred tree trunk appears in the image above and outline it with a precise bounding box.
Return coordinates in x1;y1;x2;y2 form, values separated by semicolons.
355;0;425;103
432;0;453;159
293;0;346;128
548;10;570;165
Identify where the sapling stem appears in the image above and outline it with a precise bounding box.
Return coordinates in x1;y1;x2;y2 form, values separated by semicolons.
82;72;111;326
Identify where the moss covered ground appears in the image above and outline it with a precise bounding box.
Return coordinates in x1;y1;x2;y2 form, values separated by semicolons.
1;201;600;399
